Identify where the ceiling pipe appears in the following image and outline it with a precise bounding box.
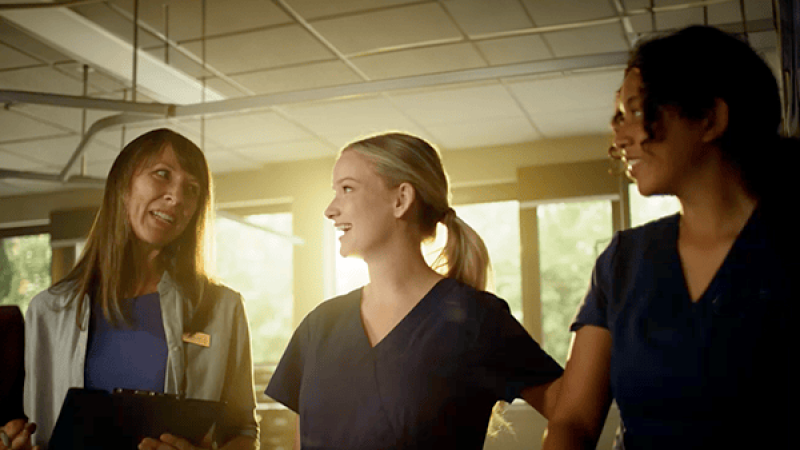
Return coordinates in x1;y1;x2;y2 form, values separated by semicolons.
0;0;103;10
0;89;172;114
0;51;631;117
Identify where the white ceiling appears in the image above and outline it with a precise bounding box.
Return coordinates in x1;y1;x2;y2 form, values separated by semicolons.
0;0;781;197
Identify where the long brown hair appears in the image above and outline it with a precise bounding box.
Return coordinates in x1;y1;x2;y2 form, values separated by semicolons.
52;128;215;327
344;132;490;291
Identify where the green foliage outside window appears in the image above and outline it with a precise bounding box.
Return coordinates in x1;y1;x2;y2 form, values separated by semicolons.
539;201;612;365
215;214;293;365
453;202;522;320
0;234;52;314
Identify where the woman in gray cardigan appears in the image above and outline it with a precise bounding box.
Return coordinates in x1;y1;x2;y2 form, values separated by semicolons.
9;129;258;450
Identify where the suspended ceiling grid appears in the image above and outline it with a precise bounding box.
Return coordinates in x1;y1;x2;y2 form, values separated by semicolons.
0;0;780;198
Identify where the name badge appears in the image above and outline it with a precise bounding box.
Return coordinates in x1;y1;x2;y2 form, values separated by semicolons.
182;332;211;347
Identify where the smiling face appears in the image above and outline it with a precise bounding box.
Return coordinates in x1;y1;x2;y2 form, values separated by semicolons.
125;145;201;253
614;69;707;197
324;149;398;259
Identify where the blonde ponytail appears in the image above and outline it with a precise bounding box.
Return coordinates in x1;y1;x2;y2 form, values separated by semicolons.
435;208;490;291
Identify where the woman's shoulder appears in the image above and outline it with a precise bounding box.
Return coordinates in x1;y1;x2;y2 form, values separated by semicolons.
435;278;513;317
620;212;679;239
24;283;81;328
305;288;362;322
603;212;680;261
27;282;77;312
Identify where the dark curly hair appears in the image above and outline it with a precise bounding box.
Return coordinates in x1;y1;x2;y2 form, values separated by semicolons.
627;25;795;199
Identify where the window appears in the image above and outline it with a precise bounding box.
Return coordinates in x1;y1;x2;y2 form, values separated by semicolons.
330;201;522;319
629;183;681;227
215;213;293;365
0;234;52;314
538;200;613;365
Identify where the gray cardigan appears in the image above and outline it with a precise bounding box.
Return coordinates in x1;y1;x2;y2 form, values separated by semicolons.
23;272;259;448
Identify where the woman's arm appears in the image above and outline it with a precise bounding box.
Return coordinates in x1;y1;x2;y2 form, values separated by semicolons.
542;325;613;450
520;376;562;420
294;415;300;450
138;434;255;450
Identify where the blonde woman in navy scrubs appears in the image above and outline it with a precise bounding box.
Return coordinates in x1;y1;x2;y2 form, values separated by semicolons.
267;133;563;449
20;129;258;450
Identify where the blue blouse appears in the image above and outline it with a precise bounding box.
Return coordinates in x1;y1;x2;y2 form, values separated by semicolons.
84;292;168;393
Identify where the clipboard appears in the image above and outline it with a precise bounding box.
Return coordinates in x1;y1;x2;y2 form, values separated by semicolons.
49;388;225;450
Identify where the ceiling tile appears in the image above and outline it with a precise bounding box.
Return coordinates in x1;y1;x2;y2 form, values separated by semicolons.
52;62;129;96
284;0;419;20
282;96;422;143
0;181;26;196
0;179;68;195
205;111;314;147
0;66;84;95
748;30;778;51
706;1;743;25
234;139;337;163
85;158;114;179
104;0;292;42
744;0;775;21
507;69;623;114
71;2;163;49
441;0;534;35
476;35;553;66
654;7;705;31
425;116;541;150
203;148;260;173
141;45;214;79
627;13;654;35
230;61;363;95
543;23;629;57
0;17;72;63
0;42;40;70
0;135;118;168
310;3;462;55
389;82;525;126
6;105;119;150
623;0;652;9
182;26;334;74
116;120;216;150
529;106;615;138
521;0;616;26
0;148;57;172
352;43;486;80
0;110;69;143
204;77;251;98
322;128;435;150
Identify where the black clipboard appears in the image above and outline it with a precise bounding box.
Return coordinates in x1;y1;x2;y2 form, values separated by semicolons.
49;388;225;450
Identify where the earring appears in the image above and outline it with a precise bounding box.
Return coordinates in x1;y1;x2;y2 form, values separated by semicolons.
607;145;626;176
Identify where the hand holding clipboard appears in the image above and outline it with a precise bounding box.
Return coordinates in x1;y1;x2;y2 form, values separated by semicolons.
49;388;225;450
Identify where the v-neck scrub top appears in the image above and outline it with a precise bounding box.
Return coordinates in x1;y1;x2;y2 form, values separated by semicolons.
573;210;791;449
266;278;562;449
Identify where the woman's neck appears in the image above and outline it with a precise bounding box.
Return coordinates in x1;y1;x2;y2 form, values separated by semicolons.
363;239;443;307
130;241;165;297
676;163;757;241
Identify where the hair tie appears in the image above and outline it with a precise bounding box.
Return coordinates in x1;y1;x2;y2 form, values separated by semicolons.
441;207;455;222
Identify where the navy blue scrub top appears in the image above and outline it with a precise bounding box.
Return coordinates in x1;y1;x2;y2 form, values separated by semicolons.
573;209;792;449
266;278;562;450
